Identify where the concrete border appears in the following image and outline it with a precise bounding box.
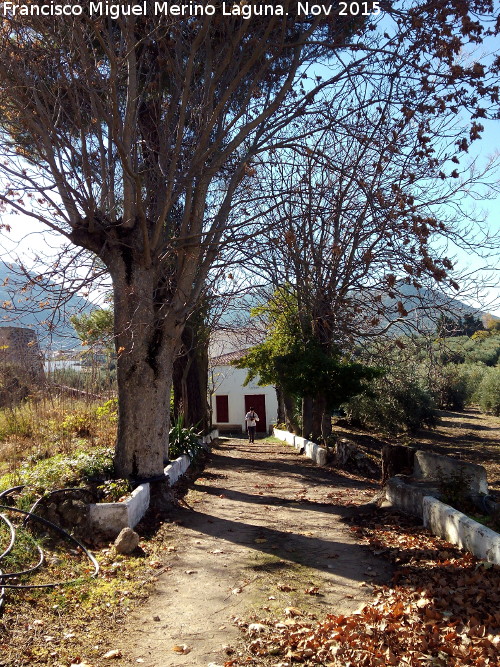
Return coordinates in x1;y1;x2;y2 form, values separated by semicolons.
423;496;500;565
273;428;327;466
89;429;219;536
385;476;440;517
414;451;488;496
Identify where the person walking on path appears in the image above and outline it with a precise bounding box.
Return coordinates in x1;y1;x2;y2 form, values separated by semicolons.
245;407;259;443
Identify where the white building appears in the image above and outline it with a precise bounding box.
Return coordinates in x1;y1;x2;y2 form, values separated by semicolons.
210;348;278;434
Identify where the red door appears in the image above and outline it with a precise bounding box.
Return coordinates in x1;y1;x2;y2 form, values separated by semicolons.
244;395;266;433
215;395;229;422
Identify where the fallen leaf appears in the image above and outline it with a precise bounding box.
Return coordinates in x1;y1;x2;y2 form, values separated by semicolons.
248;623;268;634
185;570;197;575
102;649;122;659
277;583;295;592
255;538;267;543
284;607;302;617
172;644;191;654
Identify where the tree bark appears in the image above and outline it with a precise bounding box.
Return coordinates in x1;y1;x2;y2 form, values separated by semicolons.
109;258;184;480
381;444;416;485
173;341;209;431
311;394;326;443
276;385;299;433
302;395;313;439
283;390;300;434
173;317;209;431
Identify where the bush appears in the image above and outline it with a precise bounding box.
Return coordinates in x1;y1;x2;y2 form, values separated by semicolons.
429;364;470;410
477;367;500;416
168;416;203;461
343;370;437;434
457;364;488;405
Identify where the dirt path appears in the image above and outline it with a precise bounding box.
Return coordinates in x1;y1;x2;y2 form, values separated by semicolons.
121;437;392;666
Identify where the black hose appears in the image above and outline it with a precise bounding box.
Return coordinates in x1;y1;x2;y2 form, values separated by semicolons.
0;513;15;560
0;486;24;501
0;504;99;589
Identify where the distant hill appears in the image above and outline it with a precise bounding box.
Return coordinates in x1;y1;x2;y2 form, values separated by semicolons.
379;282;490;335
0;263;92;350
217;282;494;339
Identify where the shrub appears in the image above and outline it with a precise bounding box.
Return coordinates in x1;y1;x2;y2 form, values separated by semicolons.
168;416;203;461
95;397;118;422
98;477;131;502
477;367;500;416
343;370;437;434
457;364;488;405
429;364;470;410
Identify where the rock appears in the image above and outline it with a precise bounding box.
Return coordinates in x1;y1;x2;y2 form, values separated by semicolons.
60;499;88;525
114;527;140;554
335;438;357;466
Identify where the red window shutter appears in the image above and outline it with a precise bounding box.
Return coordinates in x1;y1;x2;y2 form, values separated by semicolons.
216;395;229;422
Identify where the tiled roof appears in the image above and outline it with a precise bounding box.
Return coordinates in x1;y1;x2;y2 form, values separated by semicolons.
211;348;248;365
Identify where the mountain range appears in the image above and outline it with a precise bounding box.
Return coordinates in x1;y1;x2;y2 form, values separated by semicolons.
0;263;91;350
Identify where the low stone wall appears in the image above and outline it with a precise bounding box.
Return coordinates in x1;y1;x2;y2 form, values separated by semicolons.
89;483;150;537
385;477;440;517
414;451;488;496
423;496;500;565
273;428;327;466
384;449;499;564
385;450;490;516
88;429;219;538
164;454;191;486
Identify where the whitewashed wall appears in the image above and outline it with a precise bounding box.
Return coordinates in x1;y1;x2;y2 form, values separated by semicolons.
210;364;278;432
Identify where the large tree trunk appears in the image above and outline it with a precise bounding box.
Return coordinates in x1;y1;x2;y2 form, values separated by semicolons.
302;395;313;439
283;389;300;434
110;262;183;480
311;394;326;443
173;327;209;431
114;340;176;479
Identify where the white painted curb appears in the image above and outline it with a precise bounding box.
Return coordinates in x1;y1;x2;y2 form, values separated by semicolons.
423;496;500;565
273;428;327;466
89;429;219;536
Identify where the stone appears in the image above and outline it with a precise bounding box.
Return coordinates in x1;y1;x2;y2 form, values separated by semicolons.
114;527;140;554
60;499;88;525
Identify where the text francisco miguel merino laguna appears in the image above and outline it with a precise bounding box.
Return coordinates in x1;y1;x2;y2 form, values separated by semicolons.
1;2;329;18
